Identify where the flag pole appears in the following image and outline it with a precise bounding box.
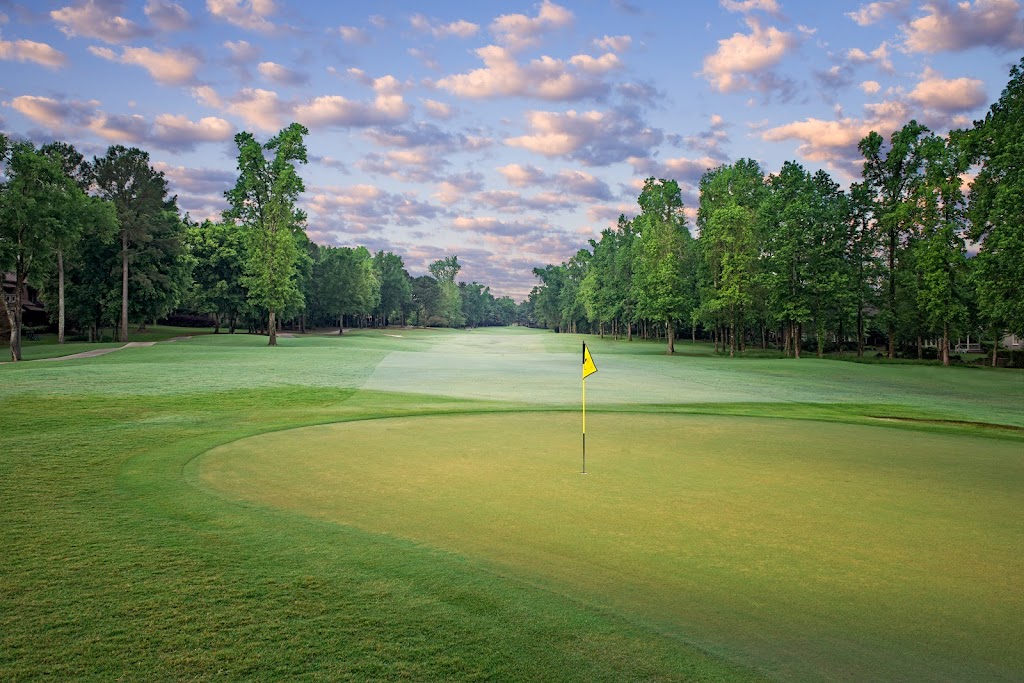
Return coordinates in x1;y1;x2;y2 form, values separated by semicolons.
582;372;587;474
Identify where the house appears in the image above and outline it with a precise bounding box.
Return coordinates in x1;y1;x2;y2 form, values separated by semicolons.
2;272;49;332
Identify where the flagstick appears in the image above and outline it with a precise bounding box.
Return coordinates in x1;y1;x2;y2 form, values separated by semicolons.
582;375;587;474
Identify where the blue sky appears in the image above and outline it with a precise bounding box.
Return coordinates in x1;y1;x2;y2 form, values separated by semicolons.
2;0;1021;299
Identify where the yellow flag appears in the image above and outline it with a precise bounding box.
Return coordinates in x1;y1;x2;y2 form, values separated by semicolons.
583;342;597;380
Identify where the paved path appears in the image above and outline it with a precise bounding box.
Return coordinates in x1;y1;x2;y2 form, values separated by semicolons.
33;341;157;361
2;336;196;364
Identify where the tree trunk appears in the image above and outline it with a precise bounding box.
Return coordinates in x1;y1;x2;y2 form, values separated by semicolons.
268;308;277;346
917;334;923;360
856;306;864;358
666;319;675;355
817;327;824;358
627;320;632;341
5;278;22;362
795;323;802;359
692;322;696;344
992;331;998;367
121;229;129;343
338;315;344;335
941;324;949;366
57;248;66;344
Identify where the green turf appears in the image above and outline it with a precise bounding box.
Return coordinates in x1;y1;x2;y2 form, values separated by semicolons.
196;412;1024;681
1;327;1022;681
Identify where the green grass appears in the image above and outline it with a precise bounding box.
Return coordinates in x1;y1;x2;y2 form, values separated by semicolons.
8;324;213;361
2;327;1022;681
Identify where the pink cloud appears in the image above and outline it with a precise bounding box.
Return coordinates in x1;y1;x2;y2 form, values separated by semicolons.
903;0;1024;53
435;45;618;101
700;18;798;94
0;38;66;68
490;0;574;51
51;0;146;44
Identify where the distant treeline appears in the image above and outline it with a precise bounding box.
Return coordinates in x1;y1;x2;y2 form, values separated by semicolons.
0;127;520;361
527;58;1024;366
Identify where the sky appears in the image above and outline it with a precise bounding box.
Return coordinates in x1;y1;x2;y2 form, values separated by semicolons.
1;0;1022;300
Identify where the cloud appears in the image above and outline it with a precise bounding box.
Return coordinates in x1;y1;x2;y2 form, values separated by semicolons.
88;112;233;151
191;85;224;108
433;171;484;205
152;162;234;220
861;80;881;93
206;0;277;33
357;123;490;182
337;25;370;44
700;18;798;96
226;87;289;130
760;97;922;178
593;34;632;52
409;14;480;38
720;0;781;15
51;0;147;43
908;67;986;112
435;45;619;101
145;0;192;32
846;42;894;73
0;38;66;68
89;45;203;85
497;163;613;199
224;76;411;131
7;94;98;129
627;154;721;186
902;0;1024;53
294;77;410;129
6;93;232;152
490;0;574;51
305;183;445;232
475;190;578;213
505;106;663;166
683;113;731;157
257;61;309;86
421;99;455;120
846;1;908;25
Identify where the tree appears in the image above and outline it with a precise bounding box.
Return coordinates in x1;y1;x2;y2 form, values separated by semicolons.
429;255;464;327
314;245;378;333
916;133;969;365
39;142;117;344
697;160;766;356
1;142;78;360
858;121;929;358
632;178;692;354
224;122;310;346
410;274;441;326
184;220;248;332
93;145;177;342
964;57;1024;365
373;251;412;326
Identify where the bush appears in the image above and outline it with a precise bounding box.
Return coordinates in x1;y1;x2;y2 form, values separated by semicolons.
159;313;216;328
1008;350;1024;369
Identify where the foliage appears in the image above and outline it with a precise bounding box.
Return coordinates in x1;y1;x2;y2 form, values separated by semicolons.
224;123;310;345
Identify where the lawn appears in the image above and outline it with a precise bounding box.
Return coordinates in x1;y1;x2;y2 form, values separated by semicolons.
2;328;1021;681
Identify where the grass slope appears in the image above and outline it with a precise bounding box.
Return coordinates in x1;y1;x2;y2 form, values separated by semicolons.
2;327;1022;681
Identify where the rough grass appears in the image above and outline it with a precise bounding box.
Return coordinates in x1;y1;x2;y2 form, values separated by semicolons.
2;327;1022;681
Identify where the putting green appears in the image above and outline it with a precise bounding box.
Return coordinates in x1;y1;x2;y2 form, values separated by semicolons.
194;412;1024;682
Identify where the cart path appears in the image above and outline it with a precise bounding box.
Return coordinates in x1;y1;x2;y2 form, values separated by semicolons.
2;336;196;364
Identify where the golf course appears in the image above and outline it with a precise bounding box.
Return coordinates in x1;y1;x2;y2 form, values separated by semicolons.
2;327;1022;681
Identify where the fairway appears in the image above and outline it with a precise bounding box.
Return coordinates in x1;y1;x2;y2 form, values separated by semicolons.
196;411;1024;682
4;327;1023;681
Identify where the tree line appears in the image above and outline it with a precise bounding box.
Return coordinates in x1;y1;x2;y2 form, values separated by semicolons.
527;58;1024;366
0;124;518;361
